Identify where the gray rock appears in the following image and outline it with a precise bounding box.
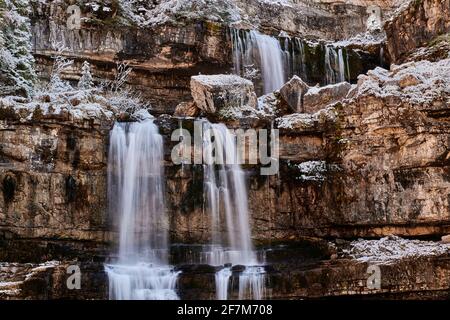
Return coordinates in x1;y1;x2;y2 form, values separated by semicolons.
303;82;352;114
190;74;257;114
279;75;310;112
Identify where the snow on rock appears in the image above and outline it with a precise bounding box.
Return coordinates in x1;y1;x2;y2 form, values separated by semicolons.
257;0;293;7
0;93;114;122
343;235;450;263
303;82;351;114
216;91;286;122
353;58;450;107
191;74;257;114
0;261;60;298
120;0;241;27
286;160;341;182
275;107;337;131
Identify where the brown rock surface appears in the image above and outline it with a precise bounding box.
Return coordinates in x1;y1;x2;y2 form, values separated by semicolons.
385;0;450;63
190;74;257;114
279;76;310;113
303;82;352;114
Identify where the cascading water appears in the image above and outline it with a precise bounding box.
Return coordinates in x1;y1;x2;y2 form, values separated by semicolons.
232;28;351;91
105;118;180;300
325;45;348;84
232;29;285;94
202;122;266;300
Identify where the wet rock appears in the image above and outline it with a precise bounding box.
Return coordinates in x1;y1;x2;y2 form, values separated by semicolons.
279;75;310;113
190;74;257;114
303;82;352;114
173;101;200;118
442;235;450;244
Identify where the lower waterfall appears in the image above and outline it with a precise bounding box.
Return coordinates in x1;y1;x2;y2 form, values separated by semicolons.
203;122;266;300
105;119;180;300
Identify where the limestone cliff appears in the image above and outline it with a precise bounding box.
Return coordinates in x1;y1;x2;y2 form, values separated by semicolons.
385;0;450;63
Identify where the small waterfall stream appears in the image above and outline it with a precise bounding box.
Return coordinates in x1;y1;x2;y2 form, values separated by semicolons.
202;122;266;300
105;119;180;300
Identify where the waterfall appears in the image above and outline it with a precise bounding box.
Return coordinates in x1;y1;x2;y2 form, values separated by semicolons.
325;45;347;84
105;119;180;300
215;267;232;300
232;29;285;94
202;122;265;300
232;29;351;91
238;267;266;300
337;48;346;83
324;46;335;84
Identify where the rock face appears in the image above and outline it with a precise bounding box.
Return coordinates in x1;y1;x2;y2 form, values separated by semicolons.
279;76;310;113
0;98;113;244
30;0;232;115
303;82;352;114
173;101;200;118
190;75;257;114
1;0;450;301
385;0;450;63
3;59;448;248
167;58;450;243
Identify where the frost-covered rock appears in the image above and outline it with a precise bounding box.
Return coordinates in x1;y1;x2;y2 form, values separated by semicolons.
279;75;309;112
190;74;257;114
303;82;352;114
275;107;337;132
120;0;241;27
343;235;450;263
352;59;450;107
291;160;341;182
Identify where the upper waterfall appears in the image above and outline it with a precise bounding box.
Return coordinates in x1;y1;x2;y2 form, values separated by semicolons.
231;29;351;94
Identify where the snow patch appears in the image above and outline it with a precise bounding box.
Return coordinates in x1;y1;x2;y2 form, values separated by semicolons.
343;235;450;263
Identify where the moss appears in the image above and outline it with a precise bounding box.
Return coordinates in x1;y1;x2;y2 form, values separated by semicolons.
205;21;223;33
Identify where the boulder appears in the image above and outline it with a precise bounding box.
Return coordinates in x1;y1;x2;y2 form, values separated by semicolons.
279;75;310;112
442;235;450;244
303;82;352;114
173;101;200;117
190;74;257;114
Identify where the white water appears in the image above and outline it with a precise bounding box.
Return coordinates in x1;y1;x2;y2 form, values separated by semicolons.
215;267;232;300
238;267;266;300
337;48;346;83
325;45;347;84
203;122;266;300
232;29;350;89
106;120;179;300
232;29;285;94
